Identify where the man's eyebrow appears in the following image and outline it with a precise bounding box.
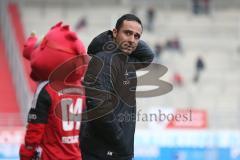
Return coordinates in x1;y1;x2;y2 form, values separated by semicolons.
123;29;133;33
124;29;141;36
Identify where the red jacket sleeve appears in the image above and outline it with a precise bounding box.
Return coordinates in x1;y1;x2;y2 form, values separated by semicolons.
20;83;51;160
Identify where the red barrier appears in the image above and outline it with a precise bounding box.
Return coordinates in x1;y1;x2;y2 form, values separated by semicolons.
0;29;22;126
8;2;36;92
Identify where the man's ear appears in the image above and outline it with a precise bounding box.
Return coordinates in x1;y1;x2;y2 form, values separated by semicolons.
112;28;117;39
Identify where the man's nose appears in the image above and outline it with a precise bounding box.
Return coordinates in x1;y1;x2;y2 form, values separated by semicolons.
128;35;135;43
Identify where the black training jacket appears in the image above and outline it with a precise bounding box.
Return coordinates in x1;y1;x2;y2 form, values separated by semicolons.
80;31;154;160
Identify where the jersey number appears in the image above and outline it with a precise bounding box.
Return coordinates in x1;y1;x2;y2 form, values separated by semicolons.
61;98;82;131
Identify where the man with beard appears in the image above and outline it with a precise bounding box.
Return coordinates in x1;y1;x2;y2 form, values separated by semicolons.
80;14;154;160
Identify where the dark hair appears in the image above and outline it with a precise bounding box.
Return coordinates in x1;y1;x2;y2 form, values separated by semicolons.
115;14;142;30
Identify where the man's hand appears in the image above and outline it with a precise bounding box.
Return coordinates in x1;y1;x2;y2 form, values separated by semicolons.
19;144;36;160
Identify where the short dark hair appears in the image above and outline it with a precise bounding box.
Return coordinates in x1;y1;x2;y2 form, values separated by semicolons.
115;14;142;30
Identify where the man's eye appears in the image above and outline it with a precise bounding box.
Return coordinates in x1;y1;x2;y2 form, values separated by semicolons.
135;34;140;39
126;32;131;35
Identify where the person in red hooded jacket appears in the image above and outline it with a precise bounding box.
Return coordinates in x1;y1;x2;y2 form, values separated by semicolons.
19;22;89;160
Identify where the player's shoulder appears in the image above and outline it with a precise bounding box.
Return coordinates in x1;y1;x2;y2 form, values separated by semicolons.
33;81;49;99
30;81;51;110
89;51;114;67
95;51;113;59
